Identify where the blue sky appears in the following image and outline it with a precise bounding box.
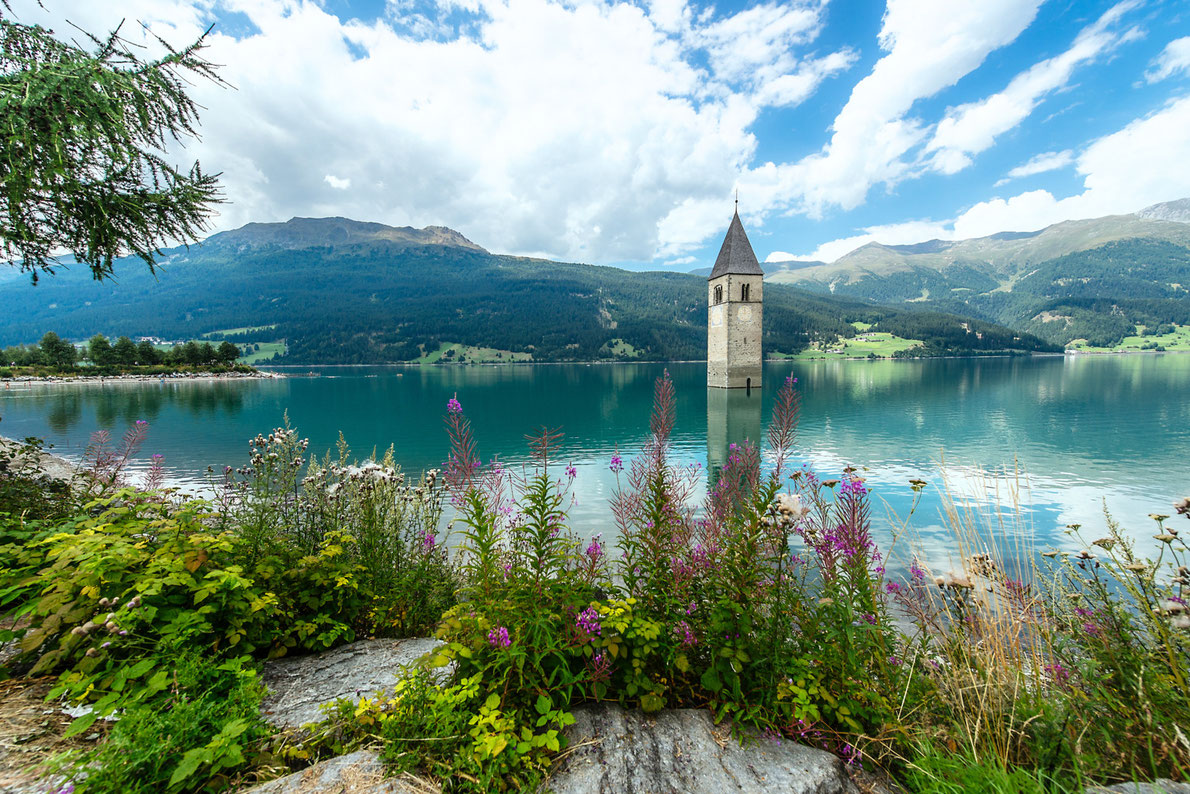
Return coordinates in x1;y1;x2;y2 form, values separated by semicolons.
10;0;1190;268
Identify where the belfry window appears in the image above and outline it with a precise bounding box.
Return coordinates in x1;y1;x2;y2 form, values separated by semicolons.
714;285;723;305
741;283;750;302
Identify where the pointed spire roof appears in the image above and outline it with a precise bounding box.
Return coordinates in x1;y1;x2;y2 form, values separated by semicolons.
708;210;764;280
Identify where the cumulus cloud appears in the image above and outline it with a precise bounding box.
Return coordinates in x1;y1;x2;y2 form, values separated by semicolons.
7;0;853;264
745;0;1044;219
2;0;1177;267
925;1;1142;175
786;96;1190;261
1146;36;1190;82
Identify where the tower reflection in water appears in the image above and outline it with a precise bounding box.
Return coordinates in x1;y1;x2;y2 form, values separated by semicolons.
706;386;762;488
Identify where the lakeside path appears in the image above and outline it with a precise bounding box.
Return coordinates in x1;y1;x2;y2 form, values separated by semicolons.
1;370;283;389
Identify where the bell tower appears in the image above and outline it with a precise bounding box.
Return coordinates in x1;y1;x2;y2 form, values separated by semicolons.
707;207;764;389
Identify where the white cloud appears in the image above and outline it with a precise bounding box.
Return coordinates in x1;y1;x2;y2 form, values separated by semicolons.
1146;36;1190;82
926;1;1142;175
751;0;1044;218
6;0;855;264
995;149;1075;185
770;219;950;263
4;0;1182;268
784;96;1190;261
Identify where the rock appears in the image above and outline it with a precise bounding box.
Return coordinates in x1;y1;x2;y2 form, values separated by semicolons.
0;435;77;483
1086;782;1190;794
238;750;438;794
544;705;862;794
260;638;443;730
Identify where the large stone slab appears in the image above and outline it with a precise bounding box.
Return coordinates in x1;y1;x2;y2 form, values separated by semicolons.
239;750;437;794
544;705;862;794
260;638;442;730
1086;782;1190;794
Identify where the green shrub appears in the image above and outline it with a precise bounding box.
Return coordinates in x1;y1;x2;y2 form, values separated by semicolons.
69;651;270;794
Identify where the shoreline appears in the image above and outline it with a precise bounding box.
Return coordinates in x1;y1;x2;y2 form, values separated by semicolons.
0;435;78;481
1;370;283;387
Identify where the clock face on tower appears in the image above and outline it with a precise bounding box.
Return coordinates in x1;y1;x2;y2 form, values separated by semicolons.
710;305;723;327
738;305;753;322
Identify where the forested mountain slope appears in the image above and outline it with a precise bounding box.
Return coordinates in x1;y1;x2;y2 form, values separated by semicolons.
766;202;1190;347
0;217;1056;361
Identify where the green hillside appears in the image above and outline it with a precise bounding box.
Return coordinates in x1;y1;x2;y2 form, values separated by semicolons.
0;217;1057;362
766;206;1190;349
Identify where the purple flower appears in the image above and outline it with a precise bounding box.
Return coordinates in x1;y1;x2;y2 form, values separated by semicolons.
576;607;601;638
839;476;868;496
446;395;463;414
135;420;148;427
487;626;511;647
421;529;437;551
1044;662;1071;684
566;464;577;479
585;536;604;562
673;620;696;646
885;582;903;595
609;454;623;473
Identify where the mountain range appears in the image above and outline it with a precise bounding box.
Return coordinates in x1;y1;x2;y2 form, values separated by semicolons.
0;217;1056;362
763;200;1190;348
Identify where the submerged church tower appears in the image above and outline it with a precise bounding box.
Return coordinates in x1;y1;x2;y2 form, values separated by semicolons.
707;208;764;389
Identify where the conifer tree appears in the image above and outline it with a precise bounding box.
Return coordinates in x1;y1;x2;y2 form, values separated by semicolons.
1;8;225;281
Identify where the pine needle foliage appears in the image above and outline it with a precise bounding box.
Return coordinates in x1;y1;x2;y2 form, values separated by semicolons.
0;9;225;281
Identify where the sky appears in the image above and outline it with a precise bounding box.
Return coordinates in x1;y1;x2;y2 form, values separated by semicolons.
9;0;1190;268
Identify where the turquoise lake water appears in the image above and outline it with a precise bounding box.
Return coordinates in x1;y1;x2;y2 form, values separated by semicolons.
2;356;1188;571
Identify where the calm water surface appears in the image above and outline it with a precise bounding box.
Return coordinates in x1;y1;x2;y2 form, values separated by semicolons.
2;357;1188;571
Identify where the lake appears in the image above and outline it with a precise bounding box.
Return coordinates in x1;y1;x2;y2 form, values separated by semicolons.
2;356;1188;572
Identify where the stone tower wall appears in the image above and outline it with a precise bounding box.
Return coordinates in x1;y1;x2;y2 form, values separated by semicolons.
707;273;763;389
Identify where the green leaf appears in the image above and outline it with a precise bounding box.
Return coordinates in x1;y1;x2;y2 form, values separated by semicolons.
640;693;665;713
701;667;722;693
168;749;208;786
63;710;98;739
535;694;551;715
126;658;156;679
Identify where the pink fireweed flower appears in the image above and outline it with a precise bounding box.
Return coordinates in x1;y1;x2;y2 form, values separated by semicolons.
576;607;601;638
673;620;696;646
609;454;623;473
1044;662;1071;684
588;650;612;682
446;395;463;414
566;464;577;479
421;530;437;552
487;626;511;647
585;535;604;561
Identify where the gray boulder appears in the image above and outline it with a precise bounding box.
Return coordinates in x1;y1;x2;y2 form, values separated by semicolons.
1086;782;1190;794
544;705;862;794
238;750;436;794
260;638;443;730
